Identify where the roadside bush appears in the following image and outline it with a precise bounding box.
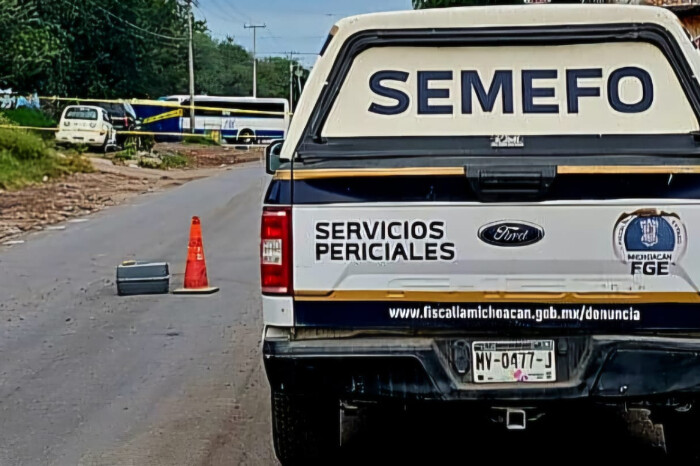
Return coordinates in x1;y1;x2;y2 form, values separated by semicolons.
139;135;156;152
0;128;48;160
182;135;219;146
0;108;57;128
112;150;134;162
138;158;161;169
0;128;92;190
160;154;189;169
0;112;13;126
58;154;93;174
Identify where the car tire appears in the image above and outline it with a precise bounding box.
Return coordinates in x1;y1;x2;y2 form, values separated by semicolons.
237;130;255;145
271;390;340;465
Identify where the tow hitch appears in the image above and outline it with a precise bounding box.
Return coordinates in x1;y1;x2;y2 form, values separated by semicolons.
490;407;545;431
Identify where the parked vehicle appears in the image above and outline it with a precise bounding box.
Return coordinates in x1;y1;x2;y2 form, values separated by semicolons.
94;102;138;131
94;101;140;146
179;96;289;144
261;5;700;464
56;105;115;150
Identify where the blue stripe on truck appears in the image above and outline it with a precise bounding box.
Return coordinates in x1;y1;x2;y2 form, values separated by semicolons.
294;300;700;331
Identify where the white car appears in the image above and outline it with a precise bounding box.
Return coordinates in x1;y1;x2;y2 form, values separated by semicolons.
56;105;116;150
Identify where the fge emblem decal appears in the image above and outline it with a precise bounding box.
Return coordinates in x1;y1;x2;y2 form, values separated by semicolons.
613;211;687;276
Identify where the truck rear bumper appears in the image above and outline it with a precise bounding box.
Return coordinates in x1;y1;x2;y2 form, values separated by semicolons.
263;332;700;402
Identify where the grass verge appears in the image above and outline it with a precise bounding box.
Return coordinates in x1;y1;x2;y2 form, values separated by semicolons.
0;108;57;128
0;128;93;191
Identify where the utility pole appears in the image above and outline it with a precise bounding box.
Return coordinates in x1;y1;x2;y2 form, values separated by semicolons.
283;51;314;111
287;52;296;112
187;0;195;133
244;24;266;97
289;61;294;112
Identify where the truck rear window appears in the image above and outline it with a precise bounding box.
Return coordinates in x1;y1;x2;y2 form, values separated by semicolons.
296;25;700;162
323;42;696;138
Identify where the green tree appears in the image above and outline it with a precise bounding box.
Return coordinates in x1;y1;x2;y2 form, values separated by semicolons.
193;35;308;100
0;0;307;100
194;33;253;96
257;56;308;100
0;0;190;98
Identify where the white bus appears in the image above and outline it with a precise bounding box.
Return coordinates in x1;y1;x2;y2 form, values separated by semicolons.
176;96;290;144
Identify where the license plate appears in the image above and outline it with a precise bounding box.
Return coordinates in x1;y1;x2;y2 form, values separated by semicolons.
472;340;556;383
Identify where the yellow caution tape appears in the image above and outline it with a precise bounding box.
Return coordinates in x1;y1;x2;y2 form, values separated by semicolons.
0;124;207;138
141;108;183;124
0;124;270;143
37;96;292;116
0;124;59;131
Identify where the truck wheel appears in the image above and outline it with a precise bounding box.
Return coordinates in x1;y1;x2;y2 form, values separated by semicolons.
271;391;340;465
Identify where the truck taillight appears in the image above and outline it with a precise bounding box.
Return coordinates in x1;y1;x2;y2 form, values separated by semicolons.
261;206;292;294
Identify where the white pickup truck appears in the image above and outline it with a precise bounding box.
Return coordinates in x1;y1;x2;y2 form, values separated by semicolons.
261;5;700;463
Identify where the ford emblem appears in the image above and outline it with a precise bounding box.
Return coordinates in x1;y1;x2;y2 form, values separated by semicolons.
478;221;544;247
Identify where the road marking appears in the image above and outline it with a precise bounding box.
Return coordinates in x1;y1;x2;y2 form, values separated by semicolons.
3;240;25;245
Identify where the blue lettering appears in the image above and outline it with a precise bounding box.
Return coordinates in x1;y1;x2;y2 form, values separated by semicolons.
368;70;410;115
566;68;602;114
461;70;513;114
522;70;558;114
417;71;453;115
607;66;653;113
366;66;655;116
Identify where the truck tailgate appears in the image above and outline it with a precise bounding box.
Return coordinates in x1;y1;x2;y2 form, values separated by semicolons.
293;201;699;330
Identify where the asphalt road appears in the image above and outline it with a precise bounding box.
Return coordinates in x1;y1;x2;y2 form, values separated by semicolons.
0;163;274;465
0;163;670;465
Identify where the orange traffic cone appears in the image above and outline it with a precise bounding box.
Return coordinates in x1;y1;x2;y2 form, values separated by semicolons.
173;216;219;294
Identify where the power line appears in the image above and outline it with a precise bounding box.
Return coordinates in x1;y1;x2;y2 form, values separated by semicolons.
259;35;326;40
192;2;208;20
223;1;252;22
262;28;284;53
61;0;185;48
259;51;317;56
207;0;249;23
91;3;187;41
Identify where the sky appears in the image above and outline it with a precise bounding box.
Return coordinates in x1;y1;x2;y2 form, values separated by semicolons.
194;0;411;67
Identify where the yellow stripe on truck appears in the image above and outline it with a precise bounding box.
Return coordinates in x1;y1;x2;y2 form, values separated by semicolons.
273;167;466;180
274;165;700;180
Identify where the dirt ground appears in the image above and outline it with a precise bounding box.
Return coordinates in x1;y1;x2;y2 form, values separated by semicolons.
0;144;262;244
154;143;263;168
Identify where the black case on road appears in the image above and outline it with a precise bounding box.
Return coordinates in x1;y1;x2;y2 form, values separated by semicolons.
116;261;170;295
